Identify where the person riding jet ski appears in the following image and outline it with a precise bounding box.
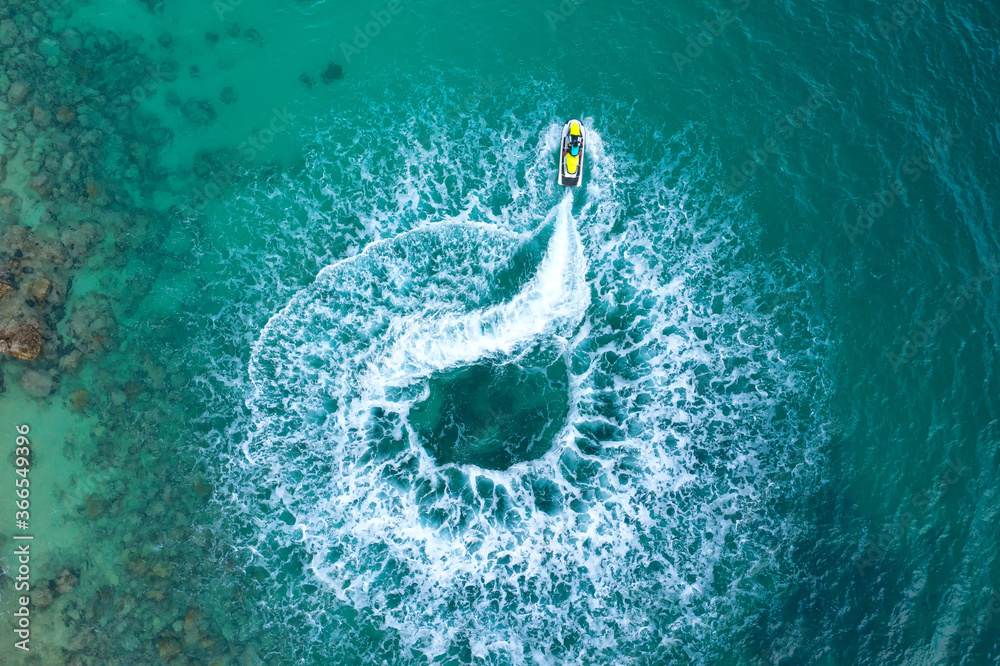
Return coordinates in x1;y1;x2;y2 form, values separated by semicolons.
558;119;586;187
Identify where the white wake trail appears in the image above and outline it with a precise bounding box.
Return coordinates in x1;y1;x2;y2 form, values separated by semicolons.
223;116;823;664
368;193;588;393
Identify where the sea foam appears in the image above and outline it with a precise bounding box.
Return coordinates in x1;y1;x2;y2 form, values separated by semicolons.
203;103;828;663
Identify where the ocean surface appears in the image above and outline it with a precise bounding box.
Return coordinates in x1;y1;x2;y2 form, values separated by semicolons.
1;0;998;663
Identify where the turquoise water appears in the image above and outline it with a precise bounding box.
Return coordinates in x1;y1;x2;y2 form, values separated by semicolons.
1;0;999;663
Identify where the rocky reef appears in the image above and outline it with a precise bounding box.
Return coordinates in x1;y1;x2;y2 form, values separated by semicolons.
0;0;281;662
0;0;163;370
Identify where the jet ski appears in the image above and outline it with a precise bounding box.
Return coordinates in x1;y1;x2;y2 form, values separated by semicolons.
558;119;585;187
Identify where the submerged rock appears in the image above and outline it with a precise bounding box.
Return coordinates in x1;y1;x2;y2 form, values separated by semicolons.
181;99;216;126
70;387;90;412
20;368;56;397
126;556;149;579
0;190;21;223
33;106;52;127
29;173;54;199
28;277;52;302
57;106;76;124
32;582;55;610
0;18;17;46
55;568;80;594
8;81;30;105
193;147;240;180
59;349;82;372
0;325;44;360
151;562;174;578
240;643;262;666
62;27;84;51
220;85;238;105
60;222;101;261
321;61;343;84
66;630;91;653
156;634;182;660
86;494;106;519
183;608;202;647
65;295;116;356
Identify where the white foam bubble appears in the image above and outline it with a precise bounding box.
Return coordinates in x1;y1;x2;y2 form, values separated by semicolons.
193;97;830;663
